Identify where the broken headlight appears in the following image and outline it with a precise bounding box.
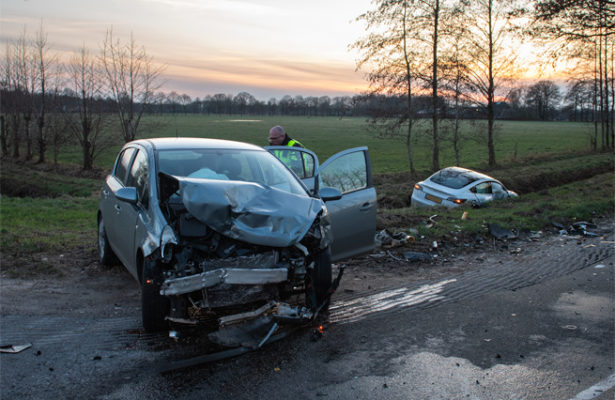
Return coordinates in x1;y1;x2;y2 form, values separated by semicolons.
160;224;178;263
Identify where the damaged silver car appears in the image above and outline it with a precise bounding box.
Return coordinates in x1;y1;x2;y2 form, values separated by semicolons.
98;138;376;333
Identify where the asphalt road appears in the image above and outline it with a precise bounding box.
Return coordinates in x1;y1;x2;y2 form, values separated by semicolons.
1;231;613;400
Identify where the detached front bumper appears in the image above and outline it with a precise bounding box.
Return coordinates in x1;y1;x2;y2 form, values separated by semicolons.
160;267;289;296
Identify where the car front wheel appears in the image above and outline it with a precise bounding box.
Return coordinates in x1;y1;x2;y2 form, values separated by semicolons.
309;248;332;311
141;257;170;332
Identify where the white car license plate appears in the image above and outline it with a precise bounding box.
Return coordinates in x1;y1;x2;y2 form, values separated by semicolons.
425;194;442;204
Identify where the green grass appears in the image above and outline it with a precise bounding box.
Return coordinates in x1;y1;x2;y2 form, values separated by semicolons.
0;195;99;256
54;115;595;174
0;161;102;198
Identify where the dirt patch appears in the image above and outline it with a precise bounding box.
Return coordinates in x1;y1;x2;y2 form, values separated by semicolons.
0;157;107;198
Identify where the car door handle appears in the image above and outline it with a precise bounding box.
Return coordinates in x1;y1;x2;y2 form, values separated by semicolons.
114;204;121;212
359;202;372;211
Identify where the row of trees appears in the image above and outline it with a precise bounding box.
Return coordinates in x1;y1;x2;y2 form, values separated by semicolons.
1;26;162;169
352;0;614;171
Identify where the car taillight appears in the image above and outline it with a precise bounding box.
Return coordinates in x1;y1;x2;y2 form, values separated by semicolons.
414;184;422;190
448;198;466;204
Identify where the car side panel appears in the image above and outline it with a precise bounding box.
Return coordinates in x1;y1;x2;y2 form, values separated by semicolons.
100;176;128;265
324;187;377;261
319;147;377;262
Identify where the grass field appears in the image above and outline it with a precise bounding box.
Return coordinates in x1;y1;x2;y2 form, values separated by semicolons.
52;115;598;174
1;115;612;276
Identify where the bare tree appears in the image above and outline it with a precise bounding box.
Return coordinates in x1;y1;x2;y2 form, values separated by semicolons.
525;80;562;120
33;22;58;163
101;29;164;142
46;86;72;165
413;0;445;171
459;0;526;166
1;42;18;157
534;0;614;150
352;0;424;173
68;46;109;170
14;28;37;160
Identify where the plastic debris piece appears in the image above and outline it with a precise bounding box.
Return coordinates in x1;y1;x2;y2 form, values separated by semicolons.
402;251;432;262
489;223;519;240
461;211;468;220
568;221;599;237
386;250;404;261
0;343;32;354
375;230;413;248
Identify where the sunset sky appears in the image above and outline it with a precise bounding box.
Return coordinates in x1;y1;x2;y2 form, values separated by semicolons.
1;0;373;100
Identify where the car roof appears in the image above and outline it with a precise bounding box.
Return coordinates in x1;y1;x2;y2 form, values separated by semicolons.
427;167;496;189
435;166;493;181
128;137;264;152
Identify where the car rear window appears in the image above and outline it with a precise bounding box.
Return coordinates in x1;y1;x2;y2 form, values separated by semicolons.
430;169;483;189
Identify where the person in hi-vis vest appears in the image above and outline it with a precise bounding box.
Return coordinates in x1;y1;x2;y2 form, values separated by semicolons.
268;125;311;177
267;125;303;147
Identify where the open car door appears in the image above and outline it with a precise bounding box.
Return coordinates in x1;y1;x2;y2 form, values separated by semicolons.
267;146;377;262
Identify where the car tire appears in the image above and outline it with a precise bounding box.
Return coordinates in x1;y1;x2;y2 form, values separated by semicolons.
310;248;332;311
98;217;118;266
141;258;170;333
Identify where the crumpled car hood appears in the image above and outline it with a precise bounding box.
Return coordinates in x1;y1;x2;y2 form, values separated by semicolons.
169;175;325;247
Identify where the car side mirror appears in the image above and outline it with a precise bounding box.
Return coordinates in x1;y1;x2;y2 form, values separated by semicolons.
115;187;138;204
319;186;342;202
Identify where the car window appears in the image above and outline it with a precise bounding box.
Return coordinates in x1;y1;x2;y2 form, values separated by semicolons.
432;169;483;189
270;148;315;179
473;182;492;194
320;151;367;194
126;150;149;207
114;148;136;185
491;182;509;199
157;148;307;195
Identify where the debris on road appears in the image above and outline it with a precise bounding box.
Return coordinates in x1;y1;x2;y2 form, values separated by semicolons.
489;223;519;240
568;221;599;237
402;251;433;262
553;220;600;237
0;343;32;354
375;229;414;248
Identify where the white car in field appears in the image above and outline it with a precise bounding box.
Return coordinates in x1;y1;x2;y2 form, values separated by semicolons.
411;166;518;208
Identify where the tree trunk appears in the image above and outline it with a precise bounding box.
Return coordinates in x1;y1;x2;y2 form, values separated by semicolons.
603;33;610;150
37;115;45;163
83;138;92;170
487;0;496;167
431;0;440;172
11;114;20;158
0;115;8;156
24;114;32;160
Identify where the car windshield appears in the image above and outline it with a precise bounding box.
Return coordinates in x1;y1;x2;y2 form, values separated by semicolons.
430;168;484;189
157;148;307;195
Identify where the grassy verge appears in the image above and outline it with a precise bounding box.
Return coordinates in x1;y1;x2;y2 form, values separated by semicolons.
0;194;99;277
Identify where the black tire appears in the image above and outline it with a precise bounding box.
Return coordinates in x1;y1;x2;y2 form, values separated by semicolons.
98;217;118;266
141;258;170;332
309;248;332;311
